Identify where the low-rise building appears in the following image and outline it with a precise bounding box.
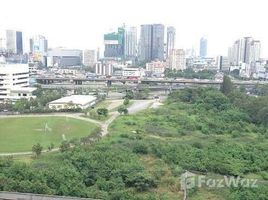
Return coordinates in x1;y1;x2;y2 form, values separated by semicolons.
0;63;36;102
146;61;167;75
48;95;97;110
122;67;144;78
47;48;83;67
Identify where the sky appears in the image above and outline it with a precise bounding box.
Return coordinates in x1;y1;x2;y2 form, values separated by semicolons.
0;0;267;57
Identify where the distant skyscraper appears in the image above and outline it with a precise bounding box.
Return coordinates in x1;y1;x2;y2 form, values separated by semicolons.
199;37;207;58
139;24;165;62
249;40;261;64
151;24;165;61
29;35;48;54
228;37;261;66
29;35;48;65
124;26;137;60
166;26;176;59
104;27;125;58
139;25;153;62
6;30;23;54
83;49;96;66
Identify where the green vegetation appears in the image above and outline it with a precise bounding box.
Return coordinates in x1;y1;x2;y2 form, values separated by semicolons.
0;117;99;153
0;85;268;199
118;105;128;115
32;143;43;157
165;68;217;79
125;89;150;100
0;87;70;113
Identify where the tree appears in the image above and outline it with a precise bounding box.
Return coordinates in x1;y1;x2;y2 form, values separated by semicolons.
97;108;108;117
125;90;134;99
32;143;43;157
118;106;128;115
220;75;234;95
59;141;71;152
123;98;130;106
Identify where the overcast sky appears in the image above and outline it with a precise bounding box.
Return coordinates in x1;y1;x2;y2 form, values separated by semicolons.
0;0;267;57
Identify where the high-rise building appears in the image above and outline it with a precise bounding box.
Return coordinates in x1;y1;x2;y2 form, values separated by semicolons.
29;35;48;65
152;24;165;61
169;49;186;71
29;35;48;54
217;56;230;71
166;26;176;59
139;25;153;62
199;37;207;58
104;27;125;58
124;26;137;60
249;40;261;64
83;50;96;66
228;37;261;66
6;30;23;54
139;24;165;62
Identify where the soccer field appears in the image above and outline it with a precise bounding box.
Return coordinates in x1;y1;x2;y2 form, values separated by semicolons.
0;116;99;153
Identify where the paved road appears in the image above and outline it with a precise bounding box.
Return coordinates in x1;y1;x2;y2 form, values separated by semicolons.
0;100;154;156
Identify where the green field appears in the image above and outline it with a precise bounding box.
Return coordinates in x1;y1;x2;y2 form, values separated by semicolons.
0;117;99;153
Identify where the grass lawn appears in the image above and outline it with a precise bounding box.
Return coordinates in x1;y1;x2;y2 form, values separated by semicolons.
0;116;99;153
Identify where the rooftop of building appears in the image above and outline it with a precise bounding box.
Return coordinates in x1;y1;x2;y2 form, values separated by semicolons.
49;95;96;106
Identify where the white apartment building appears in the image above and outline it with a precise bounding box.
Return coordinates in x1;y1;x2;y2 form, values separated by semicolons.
95;62;113;76
169;49;186;70
0;64;35;102
83;49;96;66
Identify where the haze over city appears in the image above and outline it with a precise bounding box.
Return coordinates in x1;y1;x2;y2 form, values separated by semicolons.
1;0;268;57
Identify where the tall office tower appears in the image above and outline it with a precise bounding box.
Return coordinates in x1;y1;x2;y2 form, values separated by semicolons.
104;27;125;58
249;40;261;64
139;25;153;62
238;37;253;64
199;37;207;58
151;24;165;61
29;35;48;65
166;26;176;59
124;26;137;60
83;49;96;66
6;30;23;54
139;24;165;62
228;40;240;66
169;49;186;70
229;37;261;66
29;35;48;54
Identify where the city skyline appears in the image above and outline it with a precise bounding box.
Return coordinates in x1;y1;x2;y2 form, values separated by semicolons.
0;0;268;57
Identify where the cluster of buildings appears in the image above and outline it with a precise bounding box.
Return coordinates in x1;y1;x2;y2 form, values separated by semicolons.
227;37;267;79
102;24;186;67
0;30;97;68
0;25;267;104
99;24;189;77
